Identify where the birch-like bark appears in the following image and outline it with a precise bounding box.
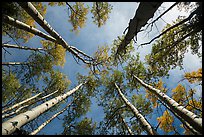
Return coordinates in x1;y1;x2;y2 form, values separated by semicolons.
115;83;158;135
30;98;76;135
2;15;56;43
2;90;59;119
2;62;29;66
17;2;94;65
157;100;201;135
117;2;162;54
2;83;84;135
2;43;45;51
2;93;42;114
133;75;202;134
119;114;134;135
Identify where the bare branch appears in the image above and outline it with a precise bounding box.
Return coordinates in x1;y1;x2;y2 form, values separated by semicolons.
65;2;84;19
116;2;162;55
18;2;97;66
140;7;199;46
145;2;179;31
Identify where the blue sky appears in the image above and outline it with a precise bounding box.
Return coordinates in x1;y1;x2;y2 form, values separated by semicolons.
2;2;202;135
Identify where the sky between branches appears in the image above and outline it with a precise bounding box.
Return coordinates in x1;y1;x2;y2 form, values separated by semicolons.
2;2;202;135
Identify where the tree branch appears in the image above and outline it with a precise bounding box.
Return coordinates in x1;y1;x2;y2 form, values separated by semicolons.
140;6;200;46
144;2;179;31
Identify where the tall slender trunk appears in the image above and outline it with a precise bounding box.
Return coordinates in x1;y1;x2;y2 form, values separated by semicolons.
30;98;77;135
2;92;42;114
2;15;56;43
133;75;202;134
2;43;45;51
2;90;60;119
157;100;201;135
2;62;29;66
17;2;94;65
115;83;158;135
117;2;162;54
119;114;134;135
2;83;84;135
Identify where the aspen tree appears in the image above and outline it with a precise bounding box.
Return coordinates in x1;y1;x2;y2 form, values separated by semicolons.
2;92;42;114
2;43;45;51
116;2;162;55
119;114;134;135
2;83;84;135
30;98;77;135
17;2;95;65
133;75;202;134
3;15;56;43
2;90;60;119
115;83;158;135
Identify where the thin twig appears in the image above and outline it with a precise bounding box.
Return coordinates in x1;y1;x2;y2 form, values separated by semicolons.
145;2;179;31
140;7;199;46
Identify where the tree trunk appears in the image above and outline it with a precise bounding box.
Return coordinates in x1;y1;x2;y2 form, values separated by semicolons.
30;98;77;135
2;83;84;135
157;100;201;135
133;75;202;134
2;43;45;51
17;2;94;65
2;90;60;119
2;62;29;66
115;83;158;135
119;114;134;135
2;92;42;114
2;15;56;43
117;2;162;54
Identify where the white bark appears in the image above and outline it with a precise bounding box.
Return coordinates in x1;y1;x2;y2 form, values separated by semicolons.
115;83;157;135
3;15;56;43
158;100;201;135
2;90;59;119
119;114;134;135
2;43;45;51
30;99;75;135
17;2;94;65
2;93;42;114
2;83;84;135
2;62;29;66
117;2;162;54
133;75;202;134
17;2;66;46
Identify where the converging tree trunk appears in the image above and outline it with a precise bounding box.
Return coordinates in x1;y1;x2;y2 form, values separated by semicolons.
115;83;158;135
119;114;134;135
2;90;60;119
2;83;84;135
2;92;42;114
116;2;162;54
2;15;56;43
30;98;77;135
2;62;29;66
158;100;201;135
2;43;45;51
133;75;202;134
17;2;95;65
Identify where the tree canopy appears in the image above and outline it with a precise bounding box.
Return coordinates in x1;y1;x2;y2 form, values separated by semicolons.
2;2;202;135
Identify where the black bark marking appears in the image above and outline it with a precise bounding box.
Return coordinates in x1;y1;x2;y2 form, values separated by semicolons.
11;121;18;127
25;115;30;119
4;129;9;134
194;116;200;119
46;103;49;107
52;102;54;105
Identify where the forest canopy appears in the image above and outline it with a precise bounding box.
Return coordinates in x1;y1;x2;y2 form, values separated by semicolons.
2;2;202;135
